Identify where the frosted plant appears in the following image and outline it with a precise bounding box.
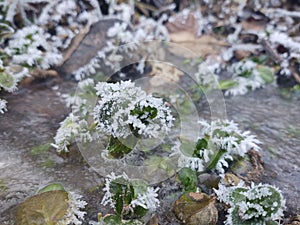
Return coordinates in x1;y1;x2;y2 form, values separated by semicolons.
214;182;286;225
101;172;160;220
177;119;261;174
51;114;92;153
0;59;29;114
194;57;222;90
52;80;174;156
224;60;274;96
0;0;51;25
73;6;170;80
57;192;87;225
0;99;7;114
94;80;174;158
4;25;62;69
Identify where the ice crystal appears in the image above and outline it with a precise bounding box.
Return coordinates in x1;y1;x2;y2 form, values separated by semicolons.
57;192;87;225
0;60;29;113
177;119;261;174
94;81;174;139
131;187;160;211
73;7;170;80
225;60;269;96
51;114;79;152
0;99;7;114
215;182;285;225
101;172;160;214
5;25;62;69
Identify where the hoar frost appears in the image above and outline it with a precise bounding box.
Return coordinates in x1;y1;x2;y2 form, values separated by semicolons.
93;80;174;139
176;119;261;174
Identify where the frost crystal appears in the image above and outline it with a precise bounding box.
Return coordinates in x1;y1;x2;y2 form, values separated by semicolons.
177;119;261;174
101;172;160;213
57;192;87;225
52;114;79;152
131;187;160;211
0;99;7;114
94;81;174;139
214;182;285;225
225;60;266;96
5;25;62;69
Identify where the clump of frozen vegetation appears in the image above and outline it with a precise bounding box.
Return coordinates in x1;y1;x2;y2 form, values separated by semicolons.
52;80;174;158
73;14;170;80
57;191;87;225
99;172;160;223
224;60;274;96
4;25;62;69
176;119;261;174
94;81;173;139
0;59;28;113
0;0;102;113
215;182;285;225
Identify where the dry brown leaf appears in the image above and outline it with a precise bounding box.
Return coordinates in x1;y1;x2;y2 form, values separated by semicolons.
149;62;184;86
169;31;229;58
166;12;196;34
241;20;266;31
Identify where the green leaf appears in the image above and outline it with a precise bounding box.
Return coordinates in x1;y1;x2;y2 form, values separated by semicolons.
103;214;122;224
193;138;208;158
38;183;65;193
206;149;227;170
219;80;238;90
178;167;198;192
257;66;274;84
0;72;14;90
107;136;133;159
230;187;247;204
132;206;147;218
251;54;269;64
230;205;264;225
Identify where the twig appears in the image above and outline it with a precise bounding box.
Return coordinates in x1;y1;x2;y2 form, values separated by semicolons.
261;39;300;84
261;39;282;64
59;25;91;66
30;69;58;77
264;8;300;18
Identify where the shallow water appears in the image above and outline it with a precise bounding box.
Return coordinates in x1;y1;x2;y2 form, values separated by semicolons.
0;79;299;224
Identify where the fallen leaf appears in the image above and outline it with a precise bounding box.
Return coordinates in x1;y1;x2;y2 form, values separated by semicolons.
168;32;229;58
149;62;184;86
166;12;196;34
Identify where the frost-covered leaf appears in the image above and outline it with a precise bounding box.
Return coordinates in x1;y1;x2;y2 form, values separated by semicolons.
257;66;274;84
178;167;197;192
219;80;239;90
38;183;65;193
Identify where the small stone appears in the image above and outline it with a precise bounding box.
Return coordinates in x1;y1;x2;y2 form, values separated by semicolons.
223;173;241;186
234;50;251;60
173;192;214;223
186;200;218;225
198;173;220;189
146;214;159;225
